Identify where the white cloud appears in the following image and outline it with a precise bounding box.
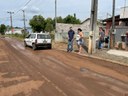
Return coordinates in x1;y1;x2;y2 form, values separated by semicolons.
0;0;127;27
29;6;40;14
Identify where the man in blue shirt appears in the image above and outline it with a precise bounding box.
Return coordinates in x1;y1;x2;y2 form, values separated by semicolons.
67;27;75;52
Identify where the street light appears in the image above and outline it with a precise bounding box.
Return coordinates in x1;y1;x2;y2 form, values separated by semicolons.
7;11;14;34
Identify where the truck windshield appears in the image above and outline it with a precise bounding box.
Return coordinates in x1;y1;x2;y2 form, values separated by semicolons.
37;34;51;39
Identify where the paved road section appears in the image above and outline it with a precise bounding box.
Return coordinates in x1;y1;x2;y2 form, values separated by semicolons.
0;37;128;96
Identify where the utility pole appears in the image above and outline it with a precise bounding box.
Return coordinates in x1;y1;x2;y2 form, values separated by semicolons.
88;0;98;54
123;0;126;17
7;11;14;34
22;10;26;31
55;0;57;33
110;0;115;48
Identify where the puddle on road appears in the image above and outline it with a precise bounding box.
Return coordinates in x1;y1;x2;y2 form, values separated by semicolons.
0;61;9;64
0;72;44;96
0;73;29;83
0;80;44;96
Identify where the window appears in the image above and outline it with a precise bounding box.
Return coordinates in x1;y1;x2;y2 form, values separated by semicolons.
37;34;51;39
30;34;36;39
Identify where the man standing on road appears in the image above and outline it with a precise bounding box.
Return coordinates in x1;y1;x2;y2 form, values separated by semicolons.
67;27;75;52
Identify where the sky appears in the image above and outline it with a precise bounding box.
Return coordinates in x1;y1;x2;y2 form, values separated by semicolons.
0;0;128;27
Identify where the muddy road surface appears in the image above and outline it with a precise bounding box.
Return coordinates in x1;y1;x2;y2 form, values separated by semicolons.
0;37;128;96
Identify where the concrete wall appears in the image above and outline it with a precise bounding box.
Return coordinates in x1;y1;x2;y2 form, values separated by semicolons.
55;32;89;42
56;20;90;33
56;19;102;42
115;26;128;42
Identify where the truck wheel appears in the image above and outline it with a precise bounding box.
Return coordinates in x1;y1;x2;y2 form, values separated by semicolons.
32;44;37;50
24;41;27;47
48;44;52;49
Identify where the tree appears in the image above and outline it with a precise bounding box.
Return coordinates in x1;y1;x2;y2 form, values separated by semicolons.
29;15;45;32
63;15;81;24
29;14;81;33
56;16;63;23
45;18;54;32
45;23;54;32
0;24;6;35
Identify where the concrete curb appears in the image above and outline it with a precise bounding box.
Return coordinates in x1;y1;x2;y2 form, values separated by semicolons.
58;49;128;67
78;53;128;67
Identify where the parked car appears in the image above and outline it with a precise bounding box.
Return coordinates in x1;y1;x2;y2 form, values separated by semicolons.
24;33;52;50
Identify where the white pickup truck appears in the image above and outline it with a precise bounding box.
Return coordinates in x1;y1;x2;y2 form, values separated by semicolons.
24;33;52;50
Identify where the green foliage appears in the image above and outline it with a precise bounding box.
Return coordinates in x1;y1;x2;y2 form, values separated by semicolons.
63;15;81;24
45;23;54;32
45;18;54;32
50;32;55;40
56;16;64;23
0;24;6;35
6;33;28;41
29;15;45;32
29;14;81;33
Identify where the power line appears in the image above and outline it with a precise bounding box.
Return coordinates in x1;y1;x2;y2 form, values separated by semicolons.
15;0;32;14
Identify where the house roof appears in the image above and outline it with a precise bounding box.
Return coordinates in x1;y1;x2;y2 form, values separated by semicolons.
102;15;128;22
102;15;120;22
81;18;90;24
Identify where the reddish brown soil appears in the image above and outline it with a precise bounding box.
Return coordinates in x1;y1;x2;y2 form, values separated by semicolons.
0;37;128;96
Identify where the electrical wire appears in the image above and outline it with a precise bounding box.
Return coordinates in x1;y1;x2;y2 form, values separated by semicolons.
15;0;32;14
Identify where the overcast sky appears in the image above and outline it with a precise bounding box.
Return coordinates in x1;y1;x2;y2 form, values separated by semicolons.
0;0;128;27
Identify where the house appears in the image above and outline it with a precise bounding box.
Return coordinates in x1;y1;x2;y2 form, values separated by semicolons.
5;28;23;34
102;6;128;49
103;6;128;36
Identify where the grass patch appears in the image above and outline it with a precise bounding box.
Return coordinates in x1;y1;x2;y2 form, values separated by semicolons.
5;33;28;41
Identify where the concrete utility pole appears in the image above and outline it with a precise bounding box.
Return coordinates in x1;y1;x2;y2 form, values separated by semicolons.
55;0;57;33
110;0;116;48
22;10;26;31
7;11;14;34
88;0;98;54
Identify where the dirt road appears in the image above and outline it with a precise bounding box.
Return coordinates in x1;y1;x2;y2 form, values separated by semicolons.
0;37;128;96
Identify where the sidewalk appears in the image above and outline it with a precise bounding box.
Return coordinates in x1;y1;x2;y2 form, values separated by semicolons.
107;49;128;58
53;42;128;66
91;49;128;66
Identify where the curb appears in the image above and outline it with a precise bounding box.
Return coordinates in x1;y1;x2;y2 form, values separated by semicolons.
58;49;128;67
78;53;128;67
